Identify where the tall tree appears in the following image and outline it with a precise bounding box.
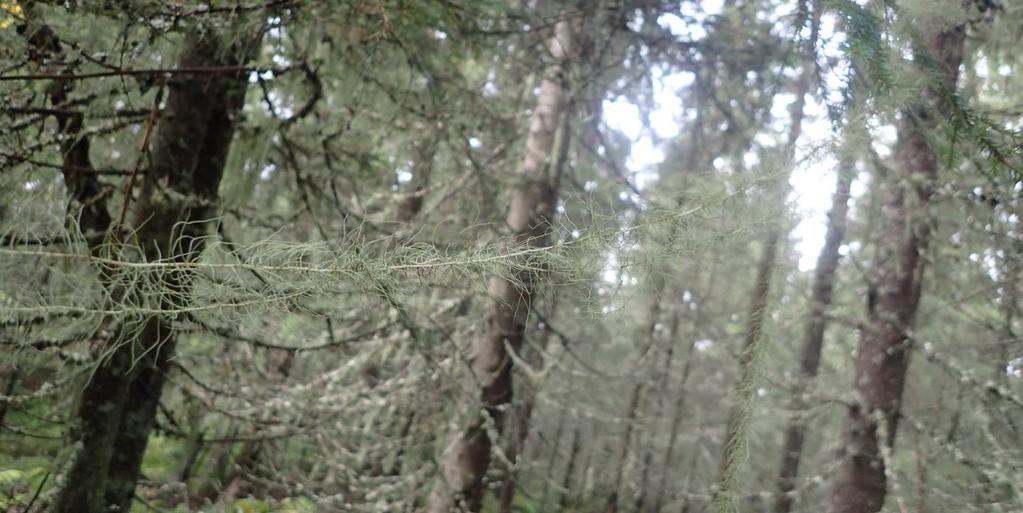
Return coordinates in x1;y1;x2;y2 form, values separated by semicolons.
425;16;575;513
652;311;698;513
48;25;261;513
774;153;853;513
827;3;976;512
496;105;572;513
605;379;644;513
713;0;822;509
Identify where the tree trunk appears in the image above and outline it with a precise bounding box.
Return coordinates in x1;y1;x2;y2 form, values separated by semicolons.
604;383;642;513
496;338;543;513
653;314;698;513
0;369;18;428
539;406;568;510
497;118;571;513
496;313;560;513
712;2;821;509
827;9;969;513
573;437;595;511
425;19;574;513
604;263;670;513
679;451;699;513
713;221;782;509
774;158;853;513
632;442;653;513
629;311;673;513
50;29;260;513
557;426;582;512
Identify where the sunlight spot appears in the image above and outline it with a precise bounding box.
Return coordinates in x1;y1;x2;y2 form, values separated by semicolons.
603;98;643;140
260;164;276;180
1008;358;1023;379
790;154;838;271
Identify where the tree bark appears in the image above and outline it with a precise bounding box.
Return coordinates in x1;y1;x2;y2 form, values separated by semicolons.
496;114;571;513
50;28;260;513
827;7;969;513
0;369;18;428
425;18;574;513
496;312;558;513
679;451;699;513
604;383;642;513
539;404;568;510
604;268;669;513
713;2;821;508
653;314;698;513
573;443;594;511
557;426;582;512
495;341;541;513
632;439;653;513
774;158;853;513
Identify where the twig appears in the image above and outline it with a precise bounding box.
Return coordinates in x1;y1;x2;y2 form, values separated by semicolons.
0;65;293;82
116;79;165;231
24;471;49;513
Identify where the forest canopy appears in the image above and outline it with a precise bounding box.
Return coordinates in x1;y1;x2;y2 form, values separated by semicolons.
0;1;1021;513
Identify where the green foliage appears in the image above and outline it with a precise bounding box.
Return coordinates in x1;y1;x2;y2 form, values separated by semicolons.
829;0;895;97
0;457;49;510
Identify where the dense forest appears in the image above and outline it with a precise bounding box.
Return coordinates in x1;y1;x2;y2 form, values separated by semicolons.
1;0;1021;512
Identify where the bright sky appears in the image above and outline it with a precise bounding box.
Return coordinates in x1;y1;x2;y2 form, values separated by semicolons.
602;4;857;272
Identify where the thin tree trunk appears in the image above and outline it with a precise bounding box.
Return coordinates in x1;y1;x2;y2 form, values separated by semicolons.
679;451;699;513
713;222;782;506
177;429;205;484
712;2;821;509
426;19;574;513
32;22;114;249
50;29;260;513
604;265;670;513
604;383;642;513
496;356;540;513
540;405;569;510
497;115;571;513
653;315;698;513
632;315;679;512
573;435;595;511
827;8;969;513
632;442;653;513
557;426;582;512
0;369;18;428
774;158;853;513
668;265;719;513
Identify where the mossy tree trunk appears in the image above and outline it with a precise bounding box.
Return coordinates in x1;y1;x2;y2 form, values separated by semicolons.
713;1;821;508
774;155;852;513
827;6;971;513
425;18;574;513
50;29;261;513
